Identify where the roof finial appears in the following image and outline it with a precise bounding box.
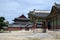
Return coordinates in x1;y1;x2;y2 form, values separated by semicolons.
53;0;57;6
55;2;57;5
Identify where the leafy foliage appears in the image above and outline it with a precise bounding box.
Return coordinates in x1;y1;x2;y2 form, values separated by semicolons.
0;17;8;30
0;17;5;22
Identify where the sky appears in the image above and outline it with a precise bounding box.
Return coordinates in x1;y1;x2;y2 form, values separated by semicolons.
0;0;60;23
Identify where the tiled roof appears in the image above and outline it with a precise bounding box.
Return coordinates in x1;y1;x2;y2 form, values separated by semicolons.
8;22;33;27
26;22;33;27
8;24;26;27
34;10;50;13
34;13;50;17
28;9;50;17
13;14;30;21
15;18;30;20
53;3;60;10
19;14;26;18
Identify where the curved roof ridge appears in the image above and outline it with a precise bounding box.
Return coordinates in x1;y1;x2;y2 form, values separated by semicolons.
34;10;50;13
52;2;60;7
33;9;50;11
18;14;26;18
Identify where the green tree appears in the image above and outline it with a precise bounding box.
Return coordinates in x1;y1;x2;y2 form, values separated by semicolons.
0;17;8;31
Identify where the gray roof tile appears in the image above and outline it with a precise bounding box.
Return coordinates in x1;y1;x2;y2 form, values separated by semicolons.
29;10;50;17
53;3;60;10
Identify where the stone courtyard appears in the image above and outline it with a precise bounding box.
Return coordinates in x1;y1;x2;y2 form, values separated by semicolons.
0;31;60;40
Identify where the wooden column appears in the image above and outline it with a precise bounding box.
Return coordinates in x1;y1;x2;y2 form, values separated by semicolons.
53;18;54;30
33;18;37;29
56;15;58;30
45;18;48;29
31;17;37;33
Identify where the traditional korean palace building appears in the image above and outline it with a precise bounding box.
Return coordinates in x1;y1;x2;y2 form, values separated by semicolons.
48;3;60;30
28;9;50;31
7;3;60;31
8;14;33;31
28;3;60;31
